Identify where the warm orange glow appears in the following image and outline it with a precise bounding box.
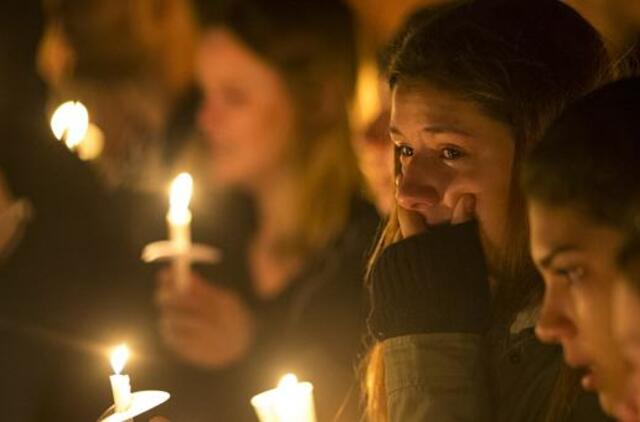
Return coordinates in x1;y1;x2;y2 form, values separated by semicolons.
76;123;104;160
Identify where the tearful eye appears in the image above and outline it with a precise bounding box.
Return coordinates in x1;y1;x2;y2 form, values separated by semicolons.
397;145;414;158
442;147;464;160
566;266;585;282
555;265;586;285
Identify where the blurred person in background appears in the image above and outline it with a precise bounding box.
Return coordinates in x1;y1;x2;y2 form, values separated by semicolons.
0;1;149;420
38;0;200;192
151;0;379;421
563;0;639;63
37;0;207;259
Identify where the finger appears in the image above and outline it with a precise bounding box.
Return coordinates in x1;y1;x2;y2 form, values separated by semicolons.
149;417;170;422
397;204;428;238
155;270;208;308
451;194;476;225
156;267;172;288
159;314;203;346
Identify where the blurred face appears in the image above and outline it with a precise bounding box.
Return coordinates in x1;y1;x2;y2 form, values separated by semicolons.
529;202;633;417
613;0;640;28
354;109;394;215
614;277;640;418
390;83;514;262
196;28;295;188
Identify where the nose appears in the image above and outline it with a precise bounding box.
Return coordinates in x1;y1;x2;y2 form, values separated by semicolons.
396;155;447;212
535;281;576;344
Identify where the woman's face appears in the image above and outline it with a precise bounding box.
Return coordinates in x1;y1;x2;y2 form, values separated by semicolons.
390;83;515;263
196;28;295;188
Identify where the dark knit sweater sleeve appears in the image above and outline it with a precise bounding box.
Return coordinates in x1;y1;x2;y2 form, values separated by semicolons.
368;221;491;340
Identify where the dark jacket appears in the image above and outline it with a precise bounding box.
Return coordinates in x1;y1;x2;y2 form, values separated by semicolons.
153;192;380;422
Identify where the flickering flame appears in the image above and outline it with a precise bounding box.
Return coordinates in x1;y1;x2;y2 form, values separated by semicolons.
110;344;130;375
277;373;299;390
50;101;89;148
168;173;193;223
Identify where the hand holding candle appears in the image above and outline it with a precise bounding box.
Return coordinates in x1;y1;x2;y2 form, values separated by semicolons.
100;345;170;422
109;344;132;414
251;374;316;422
167;173;193;291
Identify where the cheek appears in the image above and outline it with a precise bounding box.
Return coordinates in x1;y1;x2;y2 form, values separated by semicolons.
575;288;618;355
450;167;512;250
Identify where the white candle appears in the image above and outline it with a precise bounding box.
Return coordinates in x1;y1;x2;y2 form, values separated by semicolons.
167;173;193;291
251;374;317;422
109;344;132;413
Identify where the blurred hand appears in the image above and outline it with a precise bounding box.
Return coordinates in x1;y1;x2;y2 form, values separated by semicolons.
155;269;255;368
149;417;170;422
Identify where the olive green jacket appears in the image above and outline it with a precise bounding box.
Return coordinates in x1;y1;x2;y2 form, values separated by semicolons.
383;329;610;421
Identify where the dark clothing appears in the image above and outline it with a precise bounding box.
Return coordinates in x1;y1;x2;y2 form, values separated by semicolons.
153;191;379;422
369;224;610;421
0;120;151;421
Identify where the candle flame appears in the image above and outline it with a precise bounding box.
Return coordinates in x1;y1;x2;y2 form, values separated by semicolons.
110;344;130;375
50;101;89;148
277;373;299;389
169;173;193;216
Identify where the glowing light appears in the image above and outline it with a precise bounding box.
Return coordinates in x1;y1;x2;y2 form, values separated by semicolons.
168;173;193;224
278;374;298;389
76;123;104;160
110;344;130;375
50;101;89;148
251;373;317;422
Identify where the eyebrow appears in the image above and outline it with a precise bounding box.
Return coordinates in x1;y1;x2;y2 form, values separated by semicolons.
538;244;580;269
388;125;473;139
423;125;473;138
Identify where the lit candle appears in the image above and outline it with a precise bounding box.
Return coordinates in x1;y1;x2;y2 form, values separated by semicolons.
50;100;90;149
251;374;317;422
109;344;132;414
167;173;193;291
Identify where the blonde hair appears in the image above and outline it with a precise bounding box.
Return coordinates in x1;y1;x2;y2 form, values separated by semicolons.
219;0;364;257
361;208;400;421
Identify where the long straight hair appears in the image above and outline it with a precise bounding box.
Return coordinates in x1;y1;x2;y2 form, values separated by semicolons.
218;0;363;259
362;1;611;420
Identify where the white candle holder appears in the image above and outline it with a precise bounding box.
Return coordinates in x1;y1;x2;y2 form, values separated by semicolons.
98;390;170;422
141;240;220;265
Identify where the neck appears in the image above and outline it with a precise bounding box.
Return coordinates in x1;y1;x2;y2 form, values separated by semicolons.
563;0;637;58
249;167;298;247
246;167;303;300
